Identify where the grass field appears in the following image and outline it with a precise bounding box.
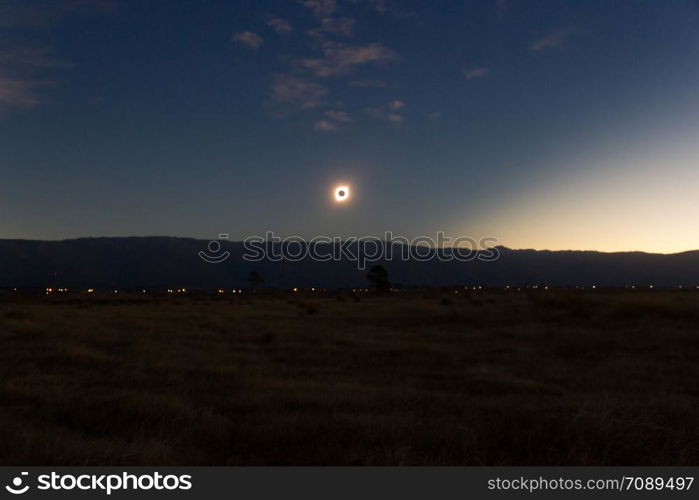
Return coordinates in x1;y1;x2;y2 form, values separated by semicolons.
0;288;697;465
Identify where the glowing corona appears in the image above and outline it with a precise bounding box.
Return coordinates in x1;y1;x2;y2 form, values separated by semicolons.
334;185;350;202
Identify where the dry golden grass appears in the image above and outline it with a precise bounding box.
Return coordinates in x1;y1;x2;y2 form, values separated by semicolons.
0;289;697;465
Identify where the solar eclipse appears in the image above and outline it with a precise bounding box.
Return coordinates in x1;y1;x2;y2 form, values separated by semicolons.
334;185;350;202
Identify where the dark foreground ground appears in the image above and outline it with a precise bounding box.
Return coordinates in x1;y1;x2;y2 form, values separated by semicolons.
0;288;697;465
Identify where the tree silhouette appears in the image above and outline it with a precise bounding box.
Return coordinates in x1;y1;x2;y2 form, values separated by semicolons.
366;265;390;292
248;271;264;290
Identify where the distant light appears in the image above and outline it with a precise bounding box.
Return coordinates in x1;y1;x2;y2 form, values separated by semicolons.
87;288;94;293
293;287;298;292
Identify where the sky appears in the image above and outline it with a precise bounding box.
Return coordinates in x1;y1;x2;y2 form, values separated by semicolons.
1;0;698;252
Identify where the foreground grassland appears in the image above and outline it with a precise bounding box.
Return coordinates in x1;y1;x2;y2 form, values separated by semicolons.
0;289;697;465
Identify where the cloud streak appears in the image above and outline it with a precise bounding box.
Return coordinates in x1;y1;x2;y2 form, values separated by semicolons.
349;79;389;88
368;100;406;123
0;2;112;108
233;31;264;49
314;119;338;131
298;42;398;77
267;18;293;35
315;109;352;132
530;29;576;52
324;109;351;123
271;74;329;112
0;77;45;107
299;0;337;18
0;46;67;108
463;66;490;80
312;17;355;37
264;1;400;131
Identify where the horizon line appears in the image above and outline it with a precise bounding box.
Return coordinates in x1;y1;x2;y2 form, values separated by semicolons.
0;235;697;256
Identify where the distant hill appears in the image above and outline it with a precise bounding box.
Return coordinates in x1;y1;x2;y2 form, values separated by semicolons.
0;237;697;288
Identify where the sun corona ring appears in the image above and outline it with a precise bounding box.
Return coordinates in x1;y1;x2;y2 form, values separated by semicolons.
334;185;350;203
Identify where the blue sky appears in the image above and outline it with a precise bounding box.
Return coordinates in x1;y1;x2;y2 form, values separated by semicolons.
1;0;698;251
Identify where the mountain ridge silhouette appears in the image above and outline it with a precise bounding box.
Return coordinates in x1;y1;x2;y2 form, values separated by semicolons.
0;236;697;288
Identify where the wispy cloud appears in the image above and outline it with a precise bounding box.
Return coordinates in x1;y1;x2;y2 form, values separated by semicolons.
0;46;67;108
232;31;264;49
271;74;329;112
309;17;356;38
298;42;397;77
0;47;62;107
314;110;352;132
367;0;388;12
463;66;490;80
325;109;352;123
314;119;338;131
365;0;416;18
0;1;112;108
299;0;337;18
367;100;406;123
0;46;71;71
266;1;400;131
349;79;389;88
530;28;576;52
266;18;293;35
383;113;404;123
387;100;404;110
0;77;45;107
